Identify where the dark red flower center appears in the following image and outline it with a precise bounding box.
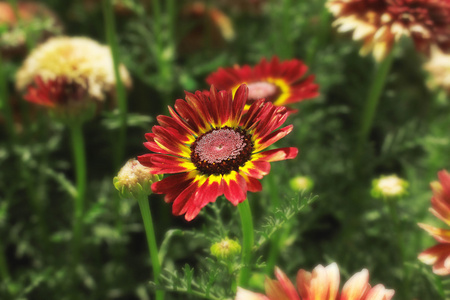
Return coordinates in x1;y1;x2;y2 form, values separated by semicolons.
190;127;254;175
247;81;281;104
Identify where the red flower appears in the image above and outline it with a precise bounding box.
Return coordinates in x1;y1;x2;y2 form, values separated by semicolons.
138;84;298;221
418;170;450;275
24;76;87;108
327;0;450;61
236;263;395;300
206;57;319;112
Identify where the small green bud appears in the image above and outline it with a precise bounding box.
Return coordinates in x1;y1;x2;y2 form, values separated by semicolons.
210;238;241;261
371;174;409;199
113;159;160;199
289;176;314;192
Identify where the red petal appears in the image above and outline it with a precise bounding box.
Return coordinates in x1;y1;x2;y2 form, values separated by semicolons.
138;154;191;174
172;180;200;216
223;172;247;205
151;173;194;203
256;125;293;151
256;147;299;162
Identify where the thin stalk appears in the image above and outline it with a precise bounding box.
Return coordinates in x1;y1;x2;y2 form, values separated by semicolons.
137;195;164;300
102;0;127;168
167;0;176;45
238;199;254;287
0;52;15;139
355;50;395;163
387;199;409;299
70;123;87;264
265;174;281;274
280;0;293;59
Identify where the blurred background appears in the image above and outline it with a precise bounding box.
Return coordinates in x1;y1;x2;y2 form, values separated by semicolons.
1;0;450;299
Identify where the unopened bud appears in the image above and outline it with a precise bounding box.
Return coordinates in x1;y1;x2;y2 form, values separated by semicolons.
113;159;160;198
210;238;241;261
289;176;314;192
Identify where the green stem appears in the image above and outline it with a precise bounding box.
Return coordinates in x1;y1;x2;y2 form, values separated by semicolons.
0;52;15;139
70;123;87;264
265;174;281;274
137;195;164;300
387;199;409;299
102;0;127;168
355;50;395;163
280;0;293;59
167;0;176;44
238;199;254;287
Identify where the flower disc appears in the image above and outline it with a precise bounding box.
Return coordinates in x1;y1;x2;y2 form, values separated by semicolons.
191;127;253;175
246;81;281;104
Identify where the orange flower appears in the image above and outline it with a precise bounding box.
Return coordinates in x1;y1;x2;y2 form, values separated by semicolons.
236;263;394;300
327;0;450;61
418;170;450;275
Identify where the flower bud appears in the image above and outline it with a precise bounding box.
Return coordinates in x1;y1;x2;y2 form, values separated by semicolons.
289;176;314;192
371;175;409;199
113;159;160;199
210;238;241;261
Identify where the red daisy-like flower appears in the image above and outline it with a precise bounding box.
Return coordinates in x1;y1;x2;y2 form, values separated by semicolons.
206;56;319;112
327;0;450;61
24;76;86;108
418;170;450;275
138;84;298;221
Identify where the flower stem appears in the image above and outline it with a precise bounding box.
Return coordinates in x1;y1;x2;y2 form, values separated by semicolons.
70;123;87;264
238;199;254;287
265;174;281;274
102;0;127;168
137;195;164;300
280;0;293;59
355;50;395;163
0;52;15;140
387;199;409;299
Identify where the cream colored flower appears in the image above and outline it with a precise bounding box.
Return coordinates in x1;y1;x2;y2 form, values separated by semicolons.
424;47;450;93
371;175;409;199
16;36;131;100
327;0;450;62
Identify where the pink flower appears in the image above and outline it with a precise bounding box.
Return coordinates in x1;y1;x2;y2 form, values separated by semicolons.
236;263;394;300
418;170;450;275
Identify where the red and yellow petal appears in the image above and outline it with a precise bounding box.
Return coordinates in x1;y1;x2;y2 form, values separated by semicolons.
151;172;196;204
138;154;195;174
418;244;450;265
223;171;247;206
418;223;450;243
340;269;370;300
240;160;271;179
253;147;299;162
363;284;395;300
254;125;294;152
274;267;301;300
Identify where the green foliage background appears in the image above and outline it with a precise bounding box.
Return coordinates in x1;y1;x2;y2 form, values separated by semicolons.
1;0;449;299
